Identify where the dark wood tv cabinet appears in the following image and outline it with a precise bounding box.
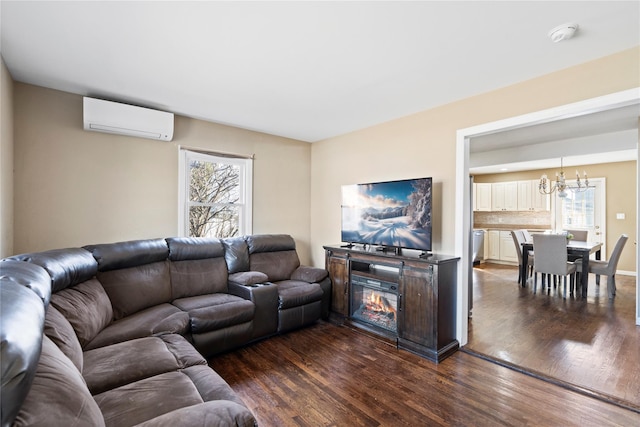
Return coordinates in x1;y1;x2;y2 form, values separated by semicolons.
323;245;459;363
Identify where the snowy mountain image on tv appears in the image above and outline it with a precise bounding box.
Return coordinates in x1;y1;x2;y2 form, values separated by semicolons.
341;178;432;251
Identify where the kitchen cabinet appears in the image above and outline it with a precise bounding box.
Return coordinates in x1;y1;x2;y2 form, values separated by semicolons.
488;230;500;260
491;182;518;211
473;183;492;211
517;180;550;211
487;230;517;263
499;231;518;263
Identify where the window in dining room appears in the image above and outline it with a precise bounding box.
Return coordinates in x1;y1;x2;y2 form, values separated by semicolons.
555;177;605;250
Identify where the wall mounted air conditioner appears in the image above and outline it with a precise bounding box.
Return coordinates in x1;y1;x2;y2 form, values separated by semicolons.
83;97;174;141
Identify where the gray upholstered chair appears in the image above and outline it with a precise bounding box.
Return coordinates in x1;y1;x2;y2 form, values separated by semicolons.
566;229;588;242
576;234;628;299
511;230;533;284
532;234;576;298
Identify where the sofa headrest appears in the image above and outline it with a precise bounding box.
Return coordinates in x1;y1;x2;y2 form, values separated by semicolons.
166;237;225;261
0;262;48;427
246;234;296;254
222;237;250;273
5;249;97;294
0;260;53;303
84;238;169;272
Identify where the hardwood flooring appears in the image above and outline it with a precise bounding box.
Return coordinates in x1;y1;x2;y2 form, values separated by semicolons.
210;321;640;426
467;263;640;412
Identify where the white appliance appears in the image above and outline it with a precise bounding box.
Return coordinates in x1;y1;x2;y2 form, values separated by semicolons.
83;97;174;141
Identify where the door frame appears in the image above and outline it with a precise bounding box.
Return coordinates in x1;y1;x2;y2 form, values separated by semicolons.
455;88;640;346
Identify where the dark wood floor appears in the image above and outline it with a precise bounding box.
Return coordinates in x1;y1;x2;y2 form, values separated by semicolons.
467;263;640;412
210;320;640;426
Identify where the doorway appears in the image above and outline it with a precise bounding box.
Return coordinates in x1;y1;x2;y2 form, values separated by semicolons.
455;88;640;411
455;87;640;345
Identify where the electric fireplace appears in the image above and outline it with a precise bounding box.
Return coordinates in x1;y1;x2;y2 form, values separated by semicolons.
350;274;398;333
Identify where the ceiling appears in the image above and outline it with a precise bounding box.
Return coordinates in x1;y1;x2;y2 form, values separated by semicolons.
1;1;639;143
469;103;640;174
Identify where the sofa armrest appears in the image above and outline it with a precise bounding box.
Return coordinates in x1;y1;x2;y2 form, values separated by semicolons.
291;266;328;283
134;400;256;427
228;271;268;286
228;282;278;339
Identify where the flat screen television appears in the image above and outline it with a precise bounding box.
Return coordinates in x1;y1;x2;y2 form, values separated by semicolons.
341;177;432;252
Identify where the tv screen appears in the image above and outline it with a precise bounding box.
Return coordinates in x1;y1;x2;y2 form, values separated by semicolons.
341;177;432;252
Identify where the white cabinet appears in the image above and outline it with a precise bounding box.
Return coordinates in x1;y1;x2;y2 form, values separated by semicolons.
487;230;518;264
517;180;550;211
474;183;492;211
487;230;500;260
491;182;518;211
499;231;518;263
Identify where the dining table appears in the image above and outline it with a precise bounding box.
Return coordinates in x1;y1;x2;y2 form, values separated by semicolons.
521;240;602;298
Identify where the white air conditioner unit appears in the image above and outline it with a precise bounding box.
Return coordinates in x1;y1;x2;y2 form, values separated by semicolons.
83;97;174;141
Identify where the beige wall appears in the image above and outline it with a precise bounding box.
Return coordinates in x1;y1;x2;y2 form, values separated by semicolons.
13;84;312;263
474;161;637;272
310;47;640;268
1;57;14;257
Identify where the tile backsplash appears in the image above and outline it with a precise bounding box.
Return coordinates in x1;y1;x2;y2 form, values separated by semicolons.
473;210;552;229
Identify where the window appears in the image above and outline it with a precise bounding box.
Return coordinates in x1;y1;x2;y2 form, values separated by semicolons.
179;150;252;238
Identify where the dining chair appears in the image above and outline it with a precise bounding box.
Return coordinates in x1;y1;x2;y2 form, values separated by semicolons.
576;234;628;299
532;234;576;298
566;229;588;242
511;230;533;284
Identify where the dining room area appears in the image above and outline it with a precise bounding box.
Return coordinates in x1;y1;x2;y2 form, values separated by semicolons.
467;157;639;414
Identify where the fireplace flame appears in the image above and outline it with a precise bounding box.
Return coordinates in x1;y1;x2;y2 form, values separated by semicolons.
365;291;396;319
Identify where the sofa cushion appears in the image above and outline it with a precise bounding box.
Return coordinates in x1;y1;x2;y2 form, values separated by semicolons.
6;248;97;294
0;262;49;427
169;257;228;299
12;336;105;427
85;303;190;350
222;236;250;273
83;334;206;394
250;250;301;282
50;278;113;348
94;370;207;427
43;305;83;372
181;365;251;407
173;294;255;333
134;400;256;427
274;280;324;309
96;260;171;319
228;271;269;286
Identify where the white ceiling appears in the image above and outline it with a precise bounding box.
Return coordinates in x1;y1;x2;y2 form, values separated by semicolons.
1;1;639;143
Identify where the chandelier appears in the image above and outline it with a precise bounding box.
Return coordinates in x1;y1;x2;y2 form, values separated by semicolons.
539;158;589;198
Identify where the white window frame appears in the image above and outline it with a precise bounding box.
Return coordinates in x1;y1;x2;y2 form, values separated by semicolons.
178;149;253;238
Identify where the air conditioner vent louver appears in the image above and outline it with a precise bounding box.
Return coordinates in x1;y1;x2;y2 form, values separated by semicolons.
83;97;174;141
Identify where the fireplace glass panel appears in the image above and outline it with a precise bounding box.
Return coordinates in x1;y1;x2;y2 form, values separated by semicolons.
351;283;398;333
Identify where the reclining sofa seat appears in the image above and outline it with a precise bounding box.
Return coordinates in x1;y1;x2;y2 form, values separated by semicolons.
1;247;256;426
83;239;191;348
234;234;330;333
166;237;256;357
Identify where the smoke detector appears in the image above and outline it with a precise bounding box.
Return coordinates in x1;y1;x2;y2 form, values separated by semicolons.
548;23;579;43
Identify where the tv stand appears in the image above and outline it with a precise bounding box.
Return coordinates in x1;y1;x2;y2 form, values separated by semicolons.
323;244;460;363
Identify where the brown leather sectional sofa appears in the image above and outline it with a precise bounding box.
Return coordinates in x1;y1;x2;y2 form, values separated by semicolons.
0;234;330;427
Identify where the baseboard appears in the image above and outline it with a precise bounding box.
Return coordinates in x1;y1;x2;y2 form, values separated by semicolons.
616;269;636;277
